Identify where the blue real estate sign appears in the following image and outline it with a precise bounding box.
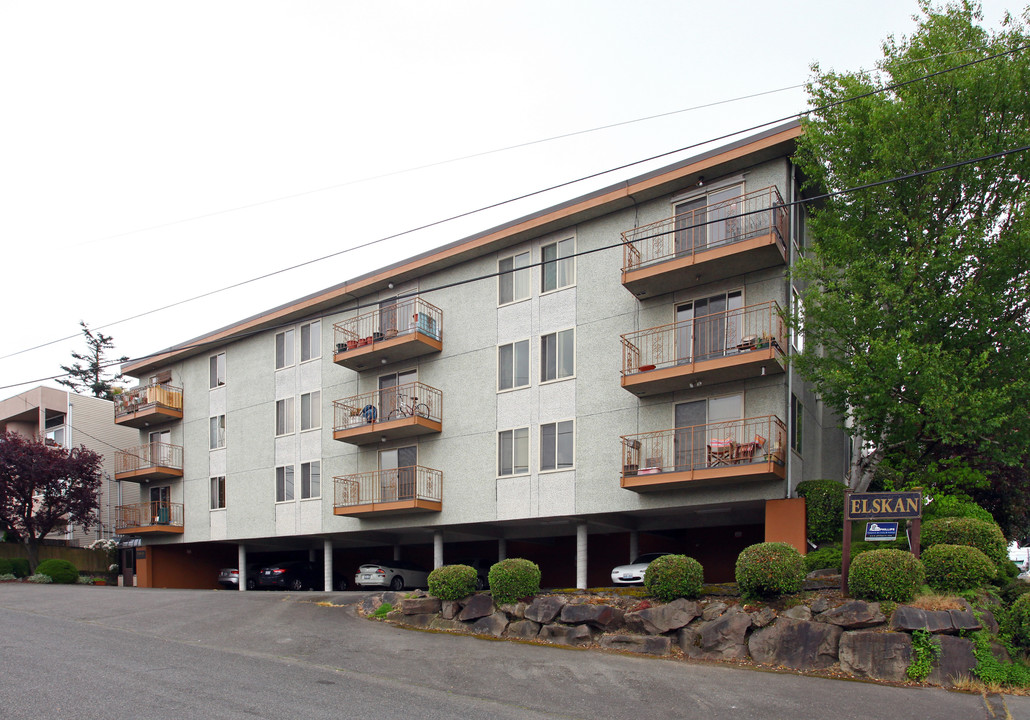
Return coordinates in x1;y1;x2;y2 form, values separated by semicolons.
865;521;899;541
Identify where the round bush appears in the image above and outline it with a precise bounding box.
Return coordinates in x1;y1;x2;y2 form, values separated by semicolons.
735;542;806;599
922;544;996;593
488;558;540;605
922;517;1007;572
848;549;925;602
796;480;847;544
643;554;704;601
804;546;842;574
10;558;30;578
922;494;995;525
35;559;79;584
1009;593;1030;652
427;564;478;600
0;559;12;576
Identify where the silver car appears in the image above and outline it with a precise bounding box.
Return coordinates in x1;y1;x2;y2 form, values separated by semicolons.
354;560;429;591
610;552;671;586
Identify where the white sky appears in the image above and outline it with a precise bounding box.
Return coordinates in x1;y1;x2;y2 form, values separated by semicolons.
0;1;1019;393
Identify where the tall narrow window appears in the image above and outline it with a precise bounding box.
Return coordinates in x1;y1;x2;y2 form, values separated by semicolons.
791;394;804;455
541;329;574;382
275;398;295;436
499;252;530;305
275;329;295;369
209;353;226;388
276;465;294;502
498;428;529;476
209;415;226;450
541;238;574;292
541;420;574;471
301;320;321;362
300;391;321;431
498;340;529;391
210;476;226;510
301;461;320;499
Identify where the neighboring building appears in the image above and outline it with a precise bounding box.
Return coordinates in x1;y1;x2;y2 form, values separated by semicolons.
116;121;849;590
0;386;140;545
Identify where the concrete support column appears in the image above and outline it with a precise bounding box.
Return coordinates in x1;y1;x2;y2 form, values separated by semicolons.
324;539;333;591
393;544;401;561
498;538;507;561
237;544;247;592
629;530;639;563
576;522;588;590
433;531;443;569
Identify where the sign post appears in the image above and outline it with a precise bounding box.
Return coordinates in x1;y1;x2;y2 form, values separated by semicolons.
841;490;922;595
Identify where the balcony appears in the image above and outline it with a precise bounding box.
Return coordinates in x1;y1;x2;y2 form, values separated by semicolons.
620;415;786;492
333;296;442;372
621;301;786;397
621;186;788;299
114;442;184;483
114;501;185;534
334;465;442;517
333;381;442;445
114;383;183;428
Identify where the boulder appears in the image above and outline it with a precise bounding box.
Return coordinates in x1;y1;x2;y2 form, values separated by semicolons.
701;602;728;621
470;612;509;637
359;595;382;615
396;613;436;628
749;619;842;670
928;636;977;686
624;599;700;635
838;631;912;681
750;606;777;628
948;609;981;634
525;596;566;624
679;612;752;661
458;593;495;622
890;606;953;634
538;624;593;646
600;634;671;655
816;601;886;629
782;605;812;621
440;600;461;620
498;601;527;620
560;604;623;628
430;617;469;633
400;596;441;615
381;591;405;606
980;611;1000;634
506;620;542;639
810;597;830;614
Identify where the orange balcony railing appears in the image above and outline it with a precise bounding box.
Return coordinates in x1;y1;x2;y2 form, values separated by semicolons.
332;381;443;445
333;296;442;371
113;383;183;428
334;465;442;516
114;442;184;482
114;501;184;534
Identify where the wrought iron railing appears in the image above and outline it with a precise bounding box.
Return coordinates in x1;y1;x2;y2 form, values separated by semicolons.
115;501;184;530
114;442;184;474
622;186;787;272
333;296;442;354
114;383;183;419
334;465;442;508
621;301;785;376
333;381;442;431
620;415;786;475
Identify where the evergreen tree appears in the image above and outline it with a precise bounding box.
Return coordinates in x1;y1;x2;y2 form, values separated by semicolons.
56;321;128;400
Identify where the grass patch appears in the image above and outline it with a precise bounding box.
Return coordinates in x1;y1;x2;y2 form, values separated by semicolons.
908;592;966;611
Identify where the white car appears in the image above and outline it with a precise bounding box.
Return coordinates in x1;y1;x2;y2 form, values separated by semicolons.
354;560;430;591
610;552;671;586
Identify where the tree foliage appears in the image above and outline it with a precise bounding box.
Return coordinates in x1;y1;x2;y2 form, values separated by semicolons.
56;321;128;400
793;2;1030;492
0;431;104;570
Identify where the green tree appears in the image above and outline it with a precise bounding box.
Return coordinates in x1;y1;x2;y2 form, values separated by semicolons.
793;1;1030;493
56;321;128;400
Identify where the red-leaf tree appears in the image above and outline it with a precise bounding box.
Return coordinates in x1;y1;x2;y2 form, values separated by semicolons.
0;430;104;571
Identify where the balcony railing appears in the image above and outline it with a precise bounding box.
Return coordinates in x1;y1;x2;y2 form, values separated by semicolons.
333;381;443;445
620;415;786;491
114;501;185;533
333;296;442;371
620;301;786;395
113;383;183;427
334;465;443;516
114;442;184;482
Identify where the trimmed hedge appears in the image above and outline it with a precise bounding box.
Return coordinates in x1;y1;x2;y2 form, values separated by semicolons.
922;544;996;593
427;564;478;601
922;495;996;525
735;542;806;599
922;516;1008;571
796;479;847;544
35;558;79;584
848;549;925;602
804;546;843;573
488;558;540;605
644;554;704;601
1009;593;1030;652
0;559;12;576
10;558;29;578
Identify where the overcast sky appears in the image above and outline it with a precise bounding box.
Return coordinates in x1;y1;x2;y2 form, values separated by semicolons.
0;1;1020;394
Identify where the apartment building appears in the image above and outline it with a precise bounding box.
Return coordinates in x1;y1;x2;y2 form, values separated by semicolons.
115;121;848;590
0;386;140;545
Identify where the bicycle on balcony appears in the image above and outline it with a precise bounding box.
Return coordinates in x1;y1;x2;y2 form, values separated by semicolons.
386;393;430;421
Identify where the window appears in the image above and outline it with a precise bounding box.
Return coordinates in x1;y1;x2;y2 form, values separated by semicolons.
541;238;574;292
209;352;226;388
791;394;803;455
210;476;226;510
275;465;294;502
44;413;66;447
791;288;805;352
275;398;295;436
541;329;574;382
300;391;321;431
498;251;530;305
301;461;320;499
498;428;529;476
674;183;743;252
209;415;225;450
498;340;529;391
675;290;743;361
275;329;295;369
541;420;574;471
301;320;321;362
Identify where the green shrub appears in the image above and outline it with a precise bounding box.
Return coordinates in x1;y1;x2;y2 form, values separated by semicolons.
34;559;79;584
796;479;847;544
487;558;541;605
427;564;478;601
922;494;995;525
922;516;1007;574
643;554;703;601
804;546;842;573
10;558;29;578
1009;593;1030;652
1000;580;1030;605
735;542;806;599
922;544;996;593
26;574;52;584
848;549;925;602
0;559;12;576
0;573;16;581
372;602;392;619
